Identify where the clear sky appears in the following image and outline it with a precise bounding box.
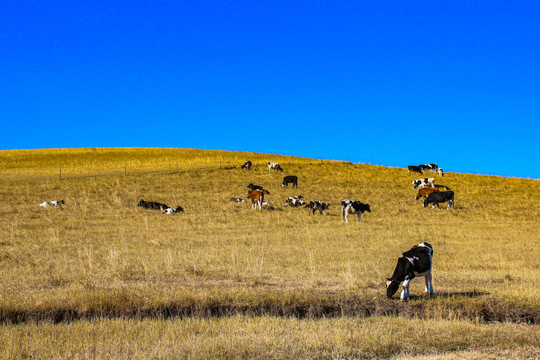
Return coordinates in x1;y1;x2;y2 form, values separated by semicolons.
1;1;539;178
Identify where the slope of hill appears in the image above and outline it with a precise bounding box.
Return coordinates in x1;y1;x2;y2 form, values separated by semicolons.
0;148;538;359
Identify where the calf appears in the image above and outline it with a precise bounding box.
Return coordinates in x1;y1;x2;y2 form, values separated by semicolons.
408;165;423;174
138;199;169;210
162;206;184;214
281;175;298;188
241;160;252;170
285;195;305;207
437;168;444;177
230;197;246;203
386;242;434;300
307;200;330;215
39;200;66;208
415;187;439;200
247;183;265;191
247;189;270;210
411;178;435;190
341;200;371;222
267;162;284;173
423;191;455;209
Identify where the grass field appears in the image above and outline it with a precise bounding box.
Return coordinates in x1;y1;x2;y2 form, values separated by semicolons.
0;148;538;359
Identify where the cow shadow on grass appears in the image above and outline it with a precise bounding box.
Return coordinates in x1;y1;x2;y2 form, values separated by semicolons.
407;290;489;301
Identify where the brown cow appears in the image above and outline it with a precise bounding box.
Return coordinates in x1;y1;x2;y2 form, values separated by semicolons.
415;187;439;200
247;189;270;210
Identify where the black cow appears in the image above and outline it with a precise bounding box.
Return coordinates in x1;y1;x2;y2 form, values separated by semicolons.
307;200;329;215
138;199;169;210
241;161;252;170
247;183;265;191
341;200;371;222
386;242;434;300
423;191;454;209
281;175;298;188
408;165;423;174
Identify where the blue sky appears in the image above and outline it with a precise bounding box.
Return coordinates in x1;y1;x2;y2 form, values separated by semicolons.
1;1;539;178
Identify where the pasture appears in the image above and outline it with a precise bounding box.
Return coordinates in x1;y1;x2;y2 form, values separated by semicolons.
0;148;539;359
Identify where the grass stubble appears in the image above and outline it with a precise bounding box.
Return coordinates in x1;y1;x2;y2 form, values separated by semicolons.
0;148;538;359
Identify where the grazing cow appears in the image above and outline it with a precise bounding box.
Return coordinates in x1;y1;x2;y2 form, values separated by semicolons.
267;162;284;173
437;168;444;177
161;206;184;214
247;189;270;210
408;165;423;174
386;242;434;300
247;183;265;191
138;199;169;210
415;187;439;200
423;191;455;209
307;200;330;215
281;175;298;188
241;161;252;170
39;200;66;208
341;200;371;222
285;195;305;207
419;164;438;172
230;197;246;203
411;178;435;190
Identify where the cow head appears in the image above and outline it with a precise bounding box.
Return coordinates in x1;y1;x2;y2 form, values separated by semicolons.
386;278;400;298
137;199;145;207
176;206;185;212
422;198;429;207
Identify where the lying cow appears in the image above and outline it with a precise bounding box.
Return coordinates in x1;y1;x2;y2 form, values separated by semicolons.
408;165;423;174
307;200;330;215
285;195;305;207
162;206;184;214
138;199;169;210
241;161;252;170
39;200;66;208
386;242;434;300
247;183;265;191
267;162;283;173
423;191;455;209
281;175;298;188
247;189;270;210
415;187;439;200
411;178;435;190
230;197;246;203
341;199;371;222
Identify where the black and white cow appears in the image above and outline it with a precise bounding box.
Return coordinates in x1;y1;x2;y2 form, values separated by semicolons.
267;162;284;173
423;191;454;209
281;175;298;188
241;161;252;170
247;183;265;191
285;195;305;207
162;206;184;214
386;242;434;300
230;197;246;203
437;168;444;177
39;200;66;208
408;165;423;174
307;200;330;215
419;164;438;172
341;200;371;222
411;178;435;190
138;199;169;210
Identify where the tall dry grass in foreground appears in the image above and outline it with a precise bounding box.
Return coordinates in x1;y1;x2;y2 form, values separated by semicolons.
0;148;538;359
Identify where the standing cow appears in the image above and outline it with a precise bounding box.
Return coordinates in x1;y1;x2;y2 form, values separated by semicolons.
281;175;298;188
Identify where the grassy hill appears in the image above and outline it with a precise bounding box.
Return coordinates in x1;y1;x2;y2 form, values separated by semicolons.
0;148;538;359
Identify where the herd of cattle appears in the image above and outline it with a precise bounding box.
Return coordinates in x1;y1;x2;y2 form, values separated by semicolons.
37;160;454;300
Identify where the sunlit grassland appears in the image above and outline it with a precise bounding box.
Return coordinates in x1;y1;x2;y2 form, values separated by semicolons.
0;148;538;358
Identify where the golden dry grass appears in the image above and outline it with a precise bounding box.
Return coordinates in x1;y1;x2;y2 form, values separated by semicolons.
0;147;538;359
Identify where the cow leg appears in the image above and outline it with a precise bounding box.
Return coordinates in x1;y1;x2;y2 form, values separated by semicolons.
357;212;362;222
424;271;434;295
344;210;349;223
400;279;411;300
